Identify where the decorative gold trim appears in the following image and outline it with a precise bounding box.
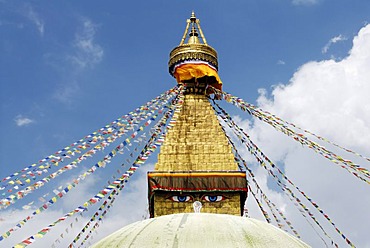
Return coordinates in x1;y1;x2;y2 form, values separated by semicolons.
168;44;218;73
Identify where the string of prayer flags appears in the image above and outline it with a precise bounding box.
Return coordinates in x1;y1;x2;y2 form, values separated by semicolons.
1;91;174;193
214;101;355;247
224;121;301;239
0;94;176;209
71;86;185;247
262;106;370;163
0;86;179;189
71;187;118;246
248;185;271;223
12;87;184;247
0;89;183;240
218;108;337;247
210;86;370;185
15;121;169;247
0;181;81;241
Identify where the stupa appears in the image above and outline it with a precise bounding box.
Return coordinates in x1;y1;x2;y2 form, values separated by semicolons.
92;12;311;248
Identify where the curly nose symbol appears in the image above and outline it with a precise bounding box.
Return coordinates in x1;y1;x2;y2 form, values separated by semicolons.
193;201;202;213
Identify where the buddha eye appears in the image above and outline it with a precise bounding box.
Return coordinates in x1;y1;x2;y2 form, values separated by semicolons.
202;195;225;202
170;195;192;202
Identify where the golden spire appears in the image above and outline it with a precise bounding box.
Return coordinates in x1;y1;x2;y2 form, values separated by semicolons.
179;11;207;45
168;12;219;80
147;12;247;218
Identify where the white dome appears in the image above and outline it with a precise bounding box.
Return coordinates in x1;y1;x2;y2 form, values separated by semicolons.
92;213;311;248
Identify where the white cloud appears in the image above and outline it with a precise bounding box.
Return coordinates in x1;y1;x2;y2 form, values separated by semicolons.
49;18;103;104
24;4;44;36
277;60;286;65
53;18;104;104
69;19;104;69
0;208;78;247
14;115;35;127
292;0;318;6
322;34;347;54
243;24;370;247
52;80;80;105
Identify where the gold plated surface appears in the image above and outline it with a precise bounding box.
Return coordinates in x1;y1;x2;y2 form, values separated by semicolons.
155;94;238;171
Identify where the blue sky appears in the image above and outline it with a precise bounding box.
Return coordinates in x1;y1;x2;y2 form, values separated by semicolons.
1;0;369;171
1;0;370;247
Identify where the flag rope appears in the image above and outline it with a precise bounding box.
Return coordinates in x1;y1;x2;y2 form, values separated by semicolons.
213;100;355;247
0;92;175;209
12;86;185;248
0;87;178;187
209;87;370;185
0;89;180;240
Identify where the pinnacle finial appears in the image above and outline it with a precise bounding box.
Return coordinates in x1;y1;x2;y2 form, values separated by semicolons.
177;11;207;46
188;26;200;44
190;11;196;22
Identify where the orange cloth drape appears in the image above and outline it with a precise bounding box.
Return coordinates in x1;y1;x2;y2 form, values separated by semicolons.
173;63;223;86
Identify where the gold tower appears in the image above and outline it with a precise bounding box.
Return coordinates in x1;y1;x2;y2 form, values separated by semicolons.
147;12;247;217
